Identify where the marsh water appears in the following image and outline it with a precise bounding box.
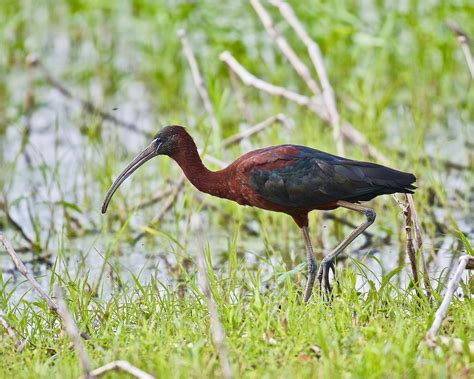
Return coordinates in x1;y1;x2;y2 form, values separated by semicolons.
1;81;472;301
1;5;473;303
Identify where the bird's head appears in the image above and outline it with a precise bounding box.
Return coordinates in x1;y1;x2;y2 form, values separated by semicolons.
101;125;186;214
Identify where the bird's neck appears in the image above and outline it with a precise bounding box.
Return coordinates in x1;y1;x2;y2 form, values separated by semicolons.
170;136;228;198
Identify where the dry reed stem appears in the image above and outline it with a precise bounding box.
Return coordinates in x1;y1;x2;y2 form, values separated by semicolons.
220;51;390;164
223;114;287;147
178;29;219;131
1;234;66;318
426;255;474;342
220;51;323;114
447;21;474;79
134;176;186;242
229;70;254;122
0;200;39;250
136;187;174;210
392;194;431;298
407;194;432;297
2;235;152;377
26;55;150;137
220;13;427;296
392;195;420;285
190;213;233;379
268;0;344;156
0;311;26;351
202;115;289;166
1;235;92;340
434;336;474;354
249;0;321;97
83;361;155;379
54;285;92;378
202;153;228;169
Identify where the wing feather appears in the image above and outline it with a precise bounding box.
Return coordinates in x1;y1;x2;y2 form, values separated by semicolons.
241;145;415;208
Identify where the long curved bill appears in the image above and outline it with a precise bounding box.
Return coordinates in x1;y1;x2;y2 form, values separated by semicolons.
101;142;160;214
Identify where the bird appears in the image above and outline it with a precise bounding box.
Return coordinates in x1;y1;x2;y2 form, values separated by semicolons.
102;125;416;302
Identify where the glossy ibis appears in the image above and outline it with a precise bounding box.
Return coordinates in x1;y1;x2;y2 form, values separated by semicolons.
102;125;416;302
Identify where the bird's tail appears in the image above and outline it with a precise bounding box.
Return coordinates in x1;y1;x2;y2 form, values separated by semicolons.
342;162;416;202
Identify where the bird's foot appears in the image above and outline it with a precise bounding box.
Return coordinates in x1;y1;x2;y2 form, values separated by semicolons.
317;258;335;299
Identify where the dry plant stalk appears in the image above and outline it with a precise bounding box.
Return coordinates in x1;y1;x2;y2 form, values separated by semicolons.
56;275;154;379
226;1;393;160
220;1;428;295
255;0;344;155
426;254;474;340
392;194;432;298
178;29;219;131
136;187;174;210
223;114;287;147
0;200;39;251
447;21;474;79
0;311;26;351
2;235;153;378
26;55;150;137
249;0;322;98
431;335;474;354
267;0;397;164
54;285;92;378
407;194;432;296
219;51;389;164
1;235;93;340
220;51;321;112
84;361;155;379
203;114;289;167
392;195;419;286
0;234;66;319
134;176;186;242
201;151;228;168
190;213;233;379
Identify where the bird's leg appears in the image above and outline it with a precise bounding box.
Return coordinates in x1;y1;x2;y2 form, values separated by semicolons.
302;226;317;303
318;200;376;295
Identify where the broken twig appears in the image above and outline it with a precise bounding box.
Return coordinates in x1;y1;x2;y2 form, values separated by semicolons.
190;213;233;379
267;0;344;155
0;199;40;251
0;311;27;351
426;254;473;340
392;195;420;286
447;21;474;79
84;361;155;379
134;176;186;242
220;51;322;113
249;0;321;97
1;234;66;319
178;29;219;132
55;285;92;378
223;114;287;147
220;50;388;163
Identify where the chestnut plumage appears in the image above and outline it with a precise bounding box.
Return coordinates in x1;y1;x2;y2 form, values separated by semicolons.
102;125;416;301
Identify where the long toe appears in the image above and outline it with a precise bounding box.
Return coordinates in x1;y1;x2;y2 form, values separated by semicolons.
317;266;324;294
323;264;332;296
304;271;316;303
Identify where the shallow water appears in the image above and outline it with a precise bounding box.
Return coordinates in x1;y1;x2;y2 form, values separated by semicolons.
1;5;473;303
1;70;473;301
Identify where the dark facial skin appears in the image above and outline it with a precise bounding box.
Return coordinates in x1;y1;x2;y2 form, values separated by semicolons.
101;125;183;213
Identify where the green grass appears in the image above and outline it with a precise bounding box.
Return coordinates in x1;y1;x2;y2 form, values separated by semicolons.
0;0;473;377
0;244;473;378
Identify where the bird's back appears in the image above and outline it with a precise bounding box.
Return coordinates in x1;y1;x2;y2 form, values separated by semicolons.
230;144;416;211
